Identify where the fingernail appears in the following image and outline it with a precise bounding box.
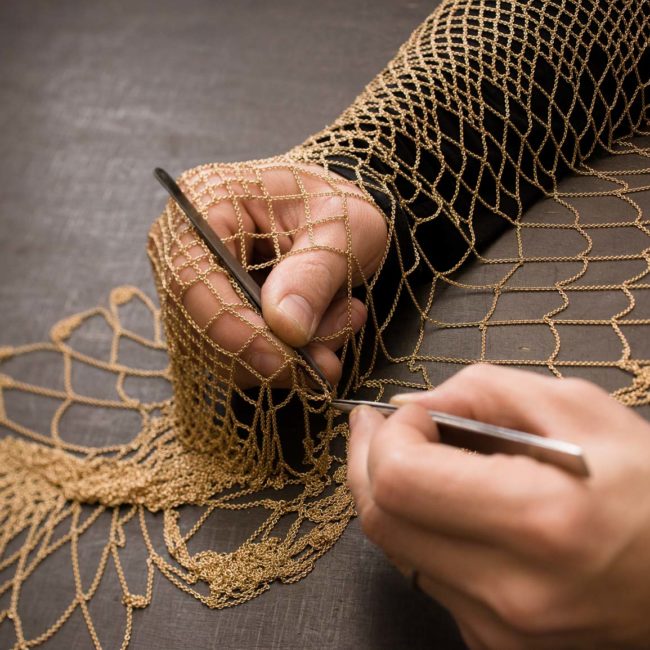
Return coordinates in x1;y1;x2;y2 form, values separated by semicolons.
390;392;424;406
349;404;370;429
277;294;316;341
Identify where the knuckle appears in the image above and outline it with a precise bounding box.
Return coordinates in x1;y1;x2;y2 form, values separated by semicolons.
520;496;590;562
277;198;302;232
299;252;335;277
490;581;555;635
557;376;601;400
349;194;387;240
370;450;409;514
457;363;498;384
316;192;344;220
295;255;340;302
358;502;389;547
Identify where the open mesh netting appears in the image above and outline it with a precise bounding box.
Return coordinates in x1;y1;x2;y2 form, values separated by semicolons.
1;0;650;647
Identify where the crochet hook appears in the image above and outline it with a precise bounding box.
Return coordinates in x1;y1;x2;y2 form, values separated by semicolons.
331;398;590;477
153;167;333;394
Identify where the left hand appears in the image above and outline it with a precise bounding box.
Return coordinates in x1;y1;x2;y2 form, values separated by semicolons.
152;161;387;388
347;364;650;649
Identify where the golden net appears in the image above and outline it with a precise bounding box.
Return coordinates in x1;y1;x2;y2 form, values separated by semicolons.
1;0;649;647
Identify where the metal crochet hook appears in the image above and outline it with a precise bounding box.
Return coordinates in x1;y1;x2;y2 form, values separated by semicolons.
331;398;590;478
153;167;333;393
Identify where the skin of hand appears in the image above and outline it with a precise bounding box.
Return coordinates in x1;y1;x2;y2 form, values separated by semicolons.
169;163;387;387
347;364;650;649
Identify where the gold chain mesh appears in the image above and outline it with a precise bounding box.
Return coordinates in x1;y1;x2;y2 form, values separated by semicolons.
1;0;649;647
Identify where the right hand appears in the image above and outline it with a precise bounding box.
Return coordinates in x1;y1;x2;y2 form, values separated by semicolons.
165;161;387;388
348;365;650;649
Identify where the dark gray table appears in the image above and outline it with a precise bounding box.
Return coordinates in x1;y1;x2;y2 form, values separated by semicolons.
2;2;649;649
0;2;466;648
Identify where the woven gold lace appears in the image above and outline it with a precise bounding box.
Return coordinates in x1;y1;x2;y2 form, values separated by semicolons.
1;1;649;647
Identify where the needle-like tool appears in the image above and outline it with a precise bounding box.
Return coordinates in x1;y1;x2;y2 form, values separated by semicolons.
331;398;590;477
153;167;333;393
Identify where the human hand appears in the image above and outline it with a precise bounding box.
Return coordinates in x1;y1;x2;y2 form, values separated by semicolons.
347;364;650;649
159;161;386;388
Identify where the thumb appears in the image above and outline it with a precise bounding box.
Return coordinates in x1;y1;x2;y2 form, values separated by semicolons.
258;167;387;348
262;246;348;348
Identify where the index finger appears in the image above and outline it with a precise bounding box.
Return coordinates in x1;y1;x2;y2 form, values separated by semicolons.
391;364;633;447
366;404;578;549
